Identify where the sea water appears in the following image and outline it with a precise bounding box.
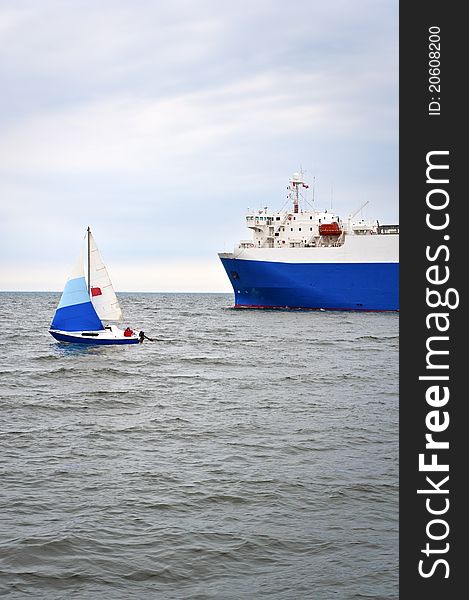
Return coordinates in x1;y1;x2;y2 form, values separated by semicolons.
0;293;398;599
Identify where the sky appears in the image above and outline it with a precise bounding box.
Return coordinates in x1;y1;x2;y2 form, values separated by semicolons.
0;0;398;292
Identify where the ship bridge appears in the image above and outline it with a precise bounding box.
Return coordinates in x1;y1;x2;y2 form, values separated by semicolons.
244;207;346;249
238;172;398;250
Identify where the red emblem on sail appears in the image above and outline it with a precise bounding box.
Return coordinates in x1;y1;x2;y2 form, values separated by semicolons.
91;287;102;297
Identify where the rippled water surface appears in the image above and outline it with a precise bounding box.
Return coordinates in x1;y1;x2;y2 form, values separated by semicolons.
0;293;398;599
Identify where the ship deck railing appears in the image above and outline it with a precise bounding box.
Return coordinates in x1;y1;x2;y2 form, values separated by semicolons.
378;224;399;234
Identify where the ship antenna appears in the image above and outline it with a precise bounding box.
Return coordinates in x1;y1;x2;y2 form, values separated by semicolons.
289;170;301;214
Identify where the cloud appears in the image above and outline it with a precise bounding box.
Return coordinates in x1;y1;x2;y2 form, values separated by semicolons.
0;0;398;291
0;67;395;175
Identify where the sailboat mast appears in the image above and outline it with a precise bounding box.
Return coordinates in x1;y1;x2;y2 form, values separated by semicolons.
87;226;91;295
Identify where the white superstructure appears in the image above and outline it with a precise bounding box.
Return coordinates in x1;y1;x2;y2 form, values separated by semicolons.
237;171;398;252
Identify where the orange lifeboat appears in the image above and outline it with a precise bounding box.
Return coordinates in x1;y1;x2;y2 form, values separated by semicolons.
319;222;342;236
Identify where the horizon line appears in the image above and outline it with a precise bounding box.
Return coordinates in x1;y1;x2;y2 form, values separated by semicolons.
0;290;233;294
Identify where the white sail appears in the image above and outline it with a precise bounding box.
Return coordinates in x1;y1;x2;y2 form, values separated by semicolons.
87;230;123;321
70;247;85;279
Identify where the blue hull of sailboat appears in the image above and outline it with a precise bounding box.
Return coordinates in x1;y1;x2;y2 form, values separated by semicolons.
49;331;139;345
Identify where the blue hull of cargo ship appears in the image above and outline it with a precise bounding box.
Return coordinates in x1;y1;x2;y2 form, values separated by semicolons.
220;257;399;311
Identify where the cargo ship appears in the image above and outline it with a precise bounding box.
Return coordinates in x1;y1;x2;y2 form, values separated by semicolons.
218;171;399;311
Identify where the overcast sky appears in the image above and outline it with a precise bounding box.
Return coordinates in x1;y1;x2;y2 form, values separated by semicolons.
0;0;398;292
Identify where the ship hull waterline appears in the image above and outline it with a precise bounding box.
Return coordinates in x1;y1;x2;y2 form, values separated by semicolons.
219;257;399;312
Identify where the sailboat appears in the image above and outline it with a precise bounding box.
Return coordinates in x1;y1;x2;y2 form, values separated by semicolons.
49;227;140;344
